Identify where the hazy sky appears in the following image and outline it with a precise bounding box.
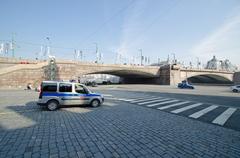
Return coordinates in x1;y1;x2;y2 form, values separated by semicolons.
0;0;240;66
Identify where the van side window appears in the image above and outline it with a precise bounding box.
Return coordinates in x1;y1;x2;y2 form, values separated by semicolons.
59;83;72;92
42;83;57;92
75;85;86;94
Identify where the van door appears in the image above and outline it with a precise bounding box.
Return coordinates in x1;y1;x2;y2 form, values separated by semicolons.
58;83;83;105
74;84;89;105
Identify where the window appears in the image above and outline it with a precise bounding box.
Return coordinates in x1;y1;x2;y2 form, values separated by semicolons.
42;83;57;92
59;83;72;92
75;84;87;94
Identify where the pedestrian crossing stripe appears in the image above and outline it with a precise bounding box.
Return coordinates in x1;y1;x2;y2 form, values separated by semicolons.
130;97;161;103
103;94;113;97
171;103;203;114
189;105;218;119
212;108;237;126
157;101;190;110
118;97;152;102
146;99;179;107
138;98;169;105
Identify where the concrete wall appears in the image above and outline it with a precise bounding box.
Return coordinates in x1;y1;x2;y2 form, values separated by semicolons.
0;68;45;89
233;72;240;84
158;65;171;85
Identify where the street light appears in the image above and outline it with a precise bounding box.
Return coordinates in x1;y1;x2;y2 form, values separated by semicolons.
196;57;201;69
93;42;98;63
46;37;51;57
172;53;176;64
139;49;143;65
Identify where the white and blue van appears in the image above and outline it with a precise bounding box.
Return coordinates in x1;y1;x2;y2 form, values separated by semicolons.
37;81;104;110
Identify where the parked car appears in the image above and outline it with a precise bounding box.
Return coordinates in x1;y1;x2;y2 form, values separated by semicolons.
37;81;104;110
178;81;194;89
231;85;240;93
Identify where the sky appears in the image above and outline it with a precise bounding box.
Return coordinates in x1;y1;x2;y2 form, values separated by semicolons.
0;0;240;67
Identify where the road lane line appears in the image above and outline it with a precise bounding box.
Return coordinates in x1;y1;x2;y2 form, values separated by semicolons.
138;98;165;105
189;105;218;119
212;108;237;126
157;101;190;110
171;103;202;114
130;97;160;103
146;99;178;107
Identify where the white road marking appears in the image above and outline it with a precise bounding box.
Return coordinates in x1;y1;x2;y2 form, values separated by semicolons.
103;94;113;97
117;98;136;102
118;96;155;102
189;105;218;119
117;97;143;101
146;99;178;107
157;101;190;110
130;97;160;103
212;108;237;126
138;98;165;105
171;103;202;114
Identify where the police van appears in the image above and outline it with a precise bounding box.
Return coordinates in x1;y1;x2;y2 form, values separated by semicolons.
37;81;104;111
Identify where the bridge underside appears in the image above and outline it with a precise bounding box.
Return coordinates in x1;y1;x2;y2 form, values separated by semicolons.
188;74;233;84
87;70;160;84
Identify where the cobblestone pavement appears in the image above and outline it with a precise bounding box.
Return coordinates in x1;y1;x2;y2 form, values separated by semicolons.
0;90;240;158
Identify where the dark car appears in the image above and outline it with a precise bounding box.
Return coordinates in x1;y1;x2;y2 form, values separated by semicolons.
178;81;194;89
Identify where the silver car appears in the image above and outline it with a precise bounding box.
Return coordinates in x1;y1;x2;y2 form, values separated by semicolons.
37;81;104;110
231;85;240;93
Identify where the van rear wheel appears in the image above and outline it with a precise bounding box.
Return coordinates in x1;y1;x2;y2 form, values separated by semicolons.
233;89;238;93
47;100;59;111
91;99;100;107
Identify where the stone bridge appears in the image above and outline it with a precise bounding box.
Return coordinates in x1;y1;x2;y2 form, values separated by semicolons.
0;57;238;88
170;65;235;85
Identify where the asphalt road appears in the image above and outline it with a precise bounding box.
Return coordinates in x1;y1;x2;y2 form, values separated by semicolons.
92;85;240;131
92;84;240;107
0;85;239;157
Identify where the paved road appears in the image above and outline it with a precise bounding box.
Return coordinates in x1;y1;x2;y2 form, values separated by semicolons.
0;89;240;158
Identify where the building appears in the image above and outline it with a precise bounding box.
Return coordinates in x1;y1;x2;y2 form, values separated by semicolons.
205;56;238;72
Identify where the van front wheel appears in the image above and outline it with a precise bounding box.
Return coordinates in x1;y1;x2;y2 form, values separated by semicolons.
90;99;100;107
47;100;59;111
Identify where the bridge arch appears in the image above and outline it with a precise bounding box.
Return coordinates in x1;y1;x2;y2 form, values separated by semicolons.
187;74;233;84
84;70;159;84
87;69;156;78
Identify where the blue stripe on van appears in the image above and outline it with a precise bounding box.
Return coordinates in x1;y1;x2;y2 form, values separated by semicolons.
42;92;101;97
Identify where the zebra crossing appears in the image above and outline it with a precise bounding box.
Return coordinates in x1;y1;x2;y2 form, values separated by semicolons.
105;95;239;130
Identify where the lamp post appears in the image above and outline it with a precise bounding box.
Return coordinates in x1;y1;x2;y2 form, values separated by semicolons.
11;33;17;58
139;49;143;65
46;37;51;58
172;53;176;64
196;57;201;69
93;42;98;63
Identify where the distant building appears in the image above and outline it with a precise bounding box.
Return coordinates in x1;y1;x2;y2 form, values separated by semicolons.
205;56;238;72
